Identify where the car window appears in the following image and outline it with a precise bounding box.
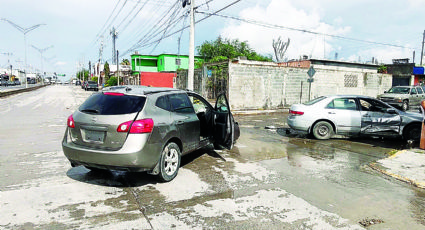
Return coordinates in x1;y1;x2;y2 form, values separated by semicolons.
411;88;417;94
79;93;146;115
188;95;210;114
155;95;171;111
359;98;390;112
326;98;357;110
169;93;194;113
417;87;424;94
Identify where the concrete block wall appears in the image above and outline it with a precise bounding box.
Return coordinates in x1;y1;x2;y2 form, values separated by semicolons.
228;60;393;110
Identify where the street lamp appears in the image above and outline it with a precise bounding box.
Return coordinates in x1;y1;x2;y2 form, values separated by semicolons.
31;45;53;82
1;18;46;88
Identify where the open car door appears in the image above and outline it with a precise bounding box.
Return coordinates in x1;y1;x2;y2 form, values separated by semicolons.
213;93;235;150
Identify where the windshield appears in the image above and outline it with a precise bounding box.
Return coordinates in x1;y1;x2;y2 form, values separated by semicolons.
387;87;410;94
303;96;326;105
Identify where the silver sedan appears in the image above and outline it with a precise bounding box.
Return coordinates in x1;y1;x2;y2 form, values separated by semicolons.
287;95;423;140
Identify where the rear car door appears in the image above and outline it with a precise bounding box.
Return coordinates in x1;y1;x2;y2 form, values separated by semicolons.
324;97;361;135
359;98;402;135
169;93;200;153
213;94;235;150
416;86;424;103
409;87;420;106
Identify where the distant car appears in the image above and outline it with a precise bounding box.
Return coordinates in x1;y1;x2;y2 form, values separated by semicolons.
75;80;81;86
62;86;240;182
27;78;36;84
377;86;425;111
85;81;98;91
287;95;422;141
14;80;21;85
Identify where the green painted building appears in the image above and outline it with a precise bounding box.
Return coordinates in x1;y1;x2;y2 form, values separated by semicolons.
131;53;202;73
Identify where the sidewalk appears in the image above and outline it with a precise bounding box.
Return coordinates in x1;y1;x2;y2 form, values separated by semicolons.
369;149;425;189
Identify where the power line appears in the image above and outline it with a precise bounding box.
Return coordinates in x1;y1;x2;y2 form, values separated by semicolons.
196;11;414;50
121;0;241;56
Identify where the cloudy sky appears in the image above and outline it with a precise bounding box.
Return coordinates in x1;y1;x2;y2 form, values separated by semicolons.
0;0;424;78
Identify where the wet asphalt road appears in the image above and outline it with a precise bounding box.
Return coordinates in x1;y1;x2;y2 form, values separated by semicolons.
1;85;425;229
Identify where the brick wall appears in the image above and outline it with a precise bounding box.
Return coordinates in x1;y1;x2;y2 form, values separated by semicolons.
228;60;392;110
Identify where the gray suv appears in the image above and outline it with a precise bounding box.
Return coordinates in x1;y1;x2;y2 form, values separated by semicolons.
377;86;425;111
62;86;240;182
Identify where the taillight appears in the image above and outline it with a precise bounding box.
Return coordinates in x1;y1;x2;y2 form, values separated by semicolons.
289;110;304;116
117;119;154;133
104;92;124;96
67;114;75;128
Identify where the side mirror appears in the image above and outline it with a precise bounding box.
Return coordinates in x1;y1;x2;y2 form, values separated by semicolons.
386;108;397;114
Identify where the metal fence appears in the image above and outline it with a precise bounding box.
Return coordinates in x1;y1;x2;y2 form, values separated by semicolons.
176;61;229;100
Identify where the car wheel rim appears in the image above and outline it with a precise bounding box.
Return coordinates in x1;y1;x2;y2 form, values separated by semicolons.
164;148;178;176
403;102;408;110
318;125;329;136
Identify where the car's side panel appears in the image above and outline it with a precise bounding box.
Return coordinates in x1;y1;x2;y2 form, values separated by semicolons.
325;109;361;135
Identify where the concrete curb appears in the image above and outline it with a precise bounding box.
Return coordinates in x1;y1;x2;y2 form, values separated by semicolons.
367;150;425;189
0;85;47;98
233;108;289;115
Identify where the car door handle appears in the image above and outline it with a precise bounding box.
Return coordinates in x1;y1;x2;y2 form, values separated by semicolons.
176;120;184;125
328;112;336;114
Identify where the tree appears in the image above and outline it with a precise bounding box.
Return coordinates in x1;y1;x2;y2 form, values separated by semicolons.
197;36;272;62
76;69;89;81
121;59;130;65
105;76;117;87
104;61;110;80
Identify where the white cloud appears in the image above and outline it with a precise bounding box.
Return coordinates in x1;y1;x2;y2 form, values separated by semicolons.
55;61;66;66
219;0;351;60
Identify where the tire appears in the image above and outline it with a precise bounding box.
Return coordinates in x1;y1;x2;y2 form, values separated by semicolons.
401;100;409;111
157;142;181;182
403;124;421;141
312;121;333;140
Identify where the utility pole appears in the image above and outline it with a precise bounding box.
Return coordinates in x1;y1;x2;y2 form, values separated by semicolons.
89;61;91;80
0;52;13;75
188;0;195;90
98;36;104;85
117;50;120;86
111;27;118;66
421;30;425;66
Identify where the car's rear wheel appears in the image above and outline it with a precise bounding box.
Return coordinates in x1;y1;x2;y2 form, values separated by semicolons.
403;124;421;141
158;142;181;182
402;100;409;111
312;121;333;140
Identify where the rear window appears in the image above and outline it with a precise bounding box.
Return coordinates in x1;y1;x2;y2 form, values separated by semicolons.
303;96;326;105
79;93;146;115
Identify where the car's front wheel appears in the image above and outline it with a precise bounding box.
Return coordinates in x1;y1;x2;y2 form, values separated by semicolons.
158;142;181;182
403;124;421;141
312;121;334;140
402;100;409;111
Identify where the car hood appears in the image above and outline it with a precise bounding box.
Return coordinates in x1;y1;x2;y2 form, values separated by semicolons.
378;93;407;98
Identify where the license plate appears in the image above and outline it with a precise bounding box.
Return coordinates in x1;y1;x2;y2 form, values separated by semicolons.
82;129;105;143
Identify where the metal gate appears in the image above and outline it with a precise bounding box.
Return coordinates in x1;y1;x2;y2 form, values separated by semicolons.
176;61;229;100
